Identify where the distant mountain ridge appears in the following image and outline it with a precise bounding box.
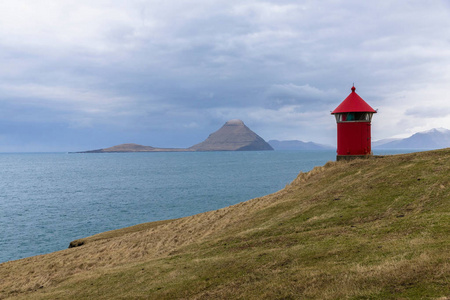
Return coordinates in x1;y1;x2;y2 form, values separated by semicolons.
374;128;450;149
372;138;401;148
268;140;333;150
78;119;273;153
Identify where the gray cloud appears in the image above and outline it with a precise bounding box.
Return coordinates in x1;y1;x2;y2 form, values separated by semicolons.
264;84;339;109
405;106;450;118
0;0;450;150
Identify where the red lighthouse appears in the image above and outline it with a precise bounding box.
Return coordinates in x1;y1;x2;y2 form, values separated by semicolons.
331;86;377;161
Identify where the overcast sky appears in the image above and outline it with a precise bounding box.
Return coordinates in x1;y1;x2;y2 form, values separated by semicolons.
1;1;449;151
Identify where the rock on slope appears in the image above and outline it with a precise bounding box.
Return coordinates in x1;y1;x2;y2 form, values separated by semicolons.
189;119;273;151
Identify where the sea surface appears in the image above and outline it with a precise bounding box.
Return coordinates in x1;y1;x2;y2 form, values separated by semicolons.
0;149;414;263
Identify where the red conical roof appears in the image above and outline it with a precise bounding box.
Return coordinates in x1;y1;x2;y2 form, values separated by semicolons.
331;86;377;114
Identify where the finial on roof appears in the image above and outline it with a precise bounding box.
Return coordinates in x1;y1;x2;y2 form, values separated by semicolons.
351;85;356;93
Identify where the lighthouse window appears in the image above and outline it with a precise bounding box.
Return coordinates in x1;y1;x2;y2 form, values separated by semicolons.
335;112;373;122
358;113;373;121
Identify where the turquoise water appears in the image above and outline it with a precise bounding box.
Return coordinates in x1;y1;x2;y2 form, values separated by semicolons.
0;149;410;263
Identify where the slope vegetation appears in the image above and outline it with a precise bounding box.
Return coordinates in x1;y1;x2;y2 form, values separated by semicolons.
1;149;449;299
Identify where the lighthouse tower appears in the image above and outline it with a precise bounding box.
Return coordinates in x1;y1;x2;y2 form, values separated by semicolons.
331;86;377;161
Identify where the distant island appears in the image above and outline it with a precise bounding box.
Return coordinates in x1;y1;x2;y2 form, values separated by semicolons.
77;119;273;153
80;143;194;153
268;140;333;150
190;119;273;151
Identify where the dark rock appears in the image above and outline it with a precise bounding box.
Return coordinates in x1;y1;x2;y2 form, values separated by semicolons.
68;240;85;248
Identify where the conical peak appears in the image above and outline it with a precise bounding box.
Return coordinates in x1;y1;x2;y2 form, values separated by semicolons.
189;119;273;151
225;119;245;126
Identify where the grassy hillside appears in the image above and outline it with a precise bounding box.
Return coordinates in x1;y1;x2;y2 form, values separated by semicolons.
1;149;449;299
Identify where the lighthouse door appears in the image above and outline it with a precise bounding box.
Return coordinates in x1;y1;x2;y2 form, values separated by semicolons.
365;123;371;154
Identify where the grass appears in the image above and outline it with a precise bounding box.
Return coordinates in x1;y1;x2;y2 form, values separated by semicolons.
0;149;449;299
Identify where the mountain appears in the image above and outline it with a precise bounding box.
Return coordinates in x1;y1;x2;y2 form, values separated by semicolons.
77;119;272;152
268;140;333;150
374;128;450;149
189;119;273;151
2;149;449;299
372;138;401;148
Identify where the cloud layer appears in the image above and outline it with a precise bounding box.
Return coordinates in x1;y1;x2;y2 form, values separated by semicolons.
1;1;450;151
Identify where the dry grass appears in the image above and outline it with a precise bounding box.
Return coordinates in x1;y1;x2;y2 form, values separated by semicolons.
1;149;449;299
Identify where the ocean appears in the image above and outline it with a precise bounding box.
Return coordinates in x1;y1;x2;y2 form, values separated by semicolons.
0;149;411;263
